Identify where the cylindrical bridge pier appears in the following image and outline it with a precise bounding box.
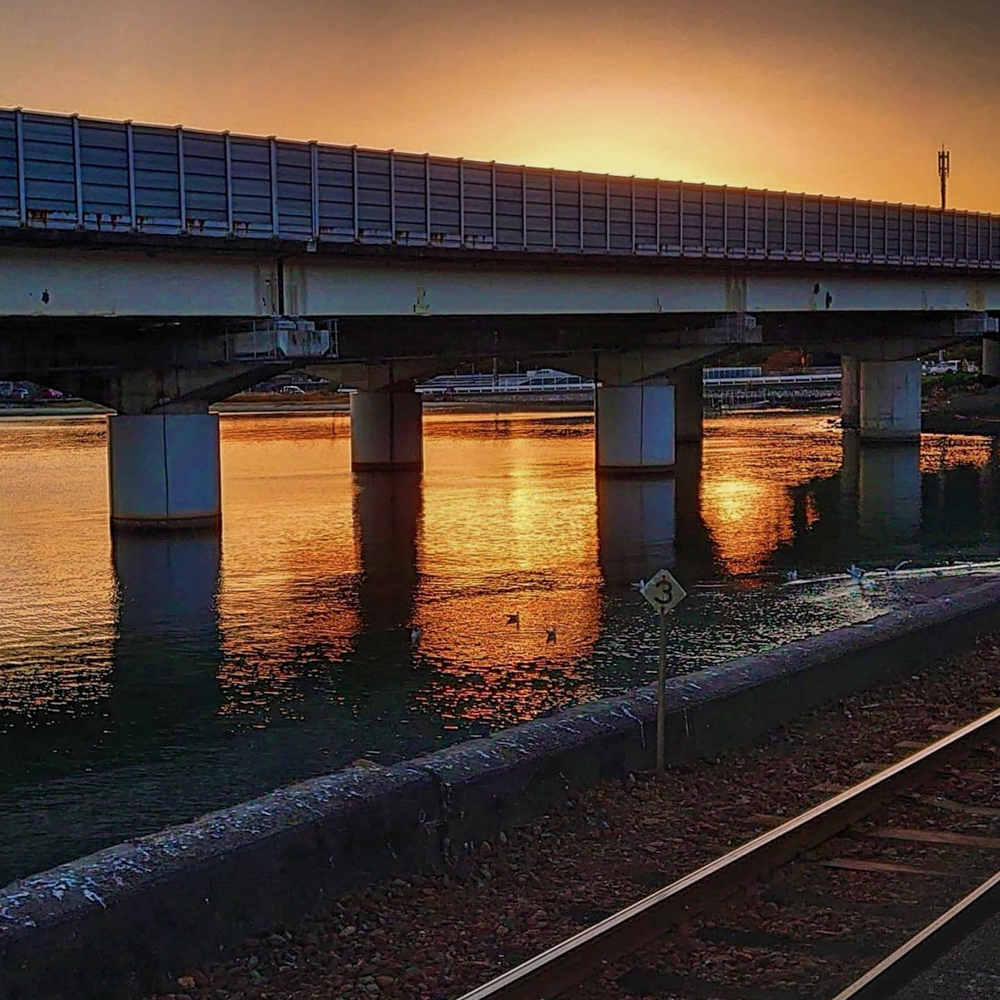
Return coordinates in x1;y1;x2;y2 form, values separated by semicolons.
108;413;222;529
349;390;424;471
595;384;676;475
859;360;921;443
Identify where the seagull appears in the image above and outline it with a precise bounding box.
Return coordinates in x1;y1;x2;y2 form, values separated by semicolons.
786;570;798;582
846;564;866;583
506;613;520;626
410;627;422;646
630;579;646;592
546;628;557;644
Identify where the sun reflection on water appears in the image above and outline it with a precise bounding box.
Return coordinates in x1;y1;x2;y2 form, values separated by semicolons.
1;410;998;739
4;408;1000;881
698;414;843;577
410;413;602;725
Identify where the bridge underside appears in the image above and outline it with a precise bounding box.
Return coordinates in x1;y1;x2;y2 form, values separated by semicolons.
2;243;995;392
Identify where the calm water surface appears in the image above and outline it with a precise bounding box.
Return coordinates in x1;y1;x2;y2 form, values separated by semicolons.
1;409;998;881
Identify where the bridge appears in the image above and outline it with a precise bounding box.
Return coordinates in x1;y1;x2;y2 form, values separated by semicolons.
2;107;999;530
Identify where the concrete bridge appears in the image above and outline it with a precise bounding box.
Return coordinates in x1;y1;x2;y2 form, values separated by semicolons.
2;107;999;530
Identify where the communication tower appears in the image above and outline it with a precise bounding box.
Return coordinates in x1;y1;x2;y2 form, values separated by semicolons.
938;147;950;210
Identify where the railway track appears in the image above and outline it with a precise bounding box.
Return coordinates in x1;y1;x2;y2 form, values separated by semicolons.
457;704;1000;1000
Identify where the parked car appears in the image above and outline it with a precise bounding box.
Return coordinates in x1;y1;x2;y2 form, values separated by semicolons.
280;385;307;395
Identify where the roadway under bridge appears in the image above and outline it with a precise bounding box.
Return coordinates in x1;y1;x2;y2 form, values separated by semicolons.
2;107;1000;530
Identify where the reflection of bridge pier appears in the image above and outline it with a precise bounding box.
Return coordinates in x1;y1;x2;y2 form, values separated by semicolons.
841;430;861;512
673;442;718;578
597;476;676;586
111;530;223;724
354;470;422;631
840;439;922;539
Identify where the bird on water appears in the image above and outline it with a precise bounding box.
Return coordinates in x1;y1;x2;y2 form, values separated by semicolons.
546;628;557;644
506;613;520;626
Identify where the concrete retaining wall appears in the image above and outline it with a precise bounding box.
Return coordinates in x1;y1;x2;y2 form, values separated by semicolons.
5;580;1000;999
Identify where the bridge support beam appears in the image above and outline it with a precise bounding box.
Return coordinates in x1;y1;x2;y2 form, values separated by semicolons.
673;366;704;442
984;339;1000;377
841;355;860;430
859;360;921;443
595;384;675;475
108;412;221;530
350;390;423;471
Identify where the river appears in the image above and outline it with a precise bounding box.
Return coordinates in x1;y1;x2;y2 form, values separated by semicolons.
0;409;997;883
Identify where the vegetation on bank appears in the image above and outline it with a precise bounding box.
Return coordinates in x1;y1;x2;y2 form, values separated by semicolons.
922;371;1000;400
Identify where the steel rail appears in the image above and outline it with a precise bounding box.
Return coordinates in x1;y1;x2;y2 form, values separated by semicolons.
455;704;1000;1000
830;868;1000;1000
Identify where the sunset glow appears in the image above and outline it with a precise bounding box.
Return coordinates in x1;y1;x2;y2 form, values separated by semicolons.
3;0;999;209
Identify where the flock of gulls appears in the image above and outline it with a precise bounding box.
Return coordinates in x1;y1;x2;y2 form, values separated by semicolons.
781;558;1000;589
641;557;1000;596
784;560;909;586
404;558;1000;652
408;615;557;649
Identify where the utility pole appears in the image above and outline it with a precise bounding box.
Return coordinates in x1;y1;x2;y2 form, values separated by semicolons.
939;146;950;210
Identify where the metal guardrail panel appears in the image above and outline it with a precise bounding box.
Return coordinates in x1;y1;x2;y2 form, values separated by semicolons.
0;110;17;223
2;106;999;270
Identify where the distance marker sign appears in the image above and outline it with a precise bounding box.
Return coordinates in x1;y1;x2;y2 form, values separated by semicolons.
642;567;687;773
640;569;687;615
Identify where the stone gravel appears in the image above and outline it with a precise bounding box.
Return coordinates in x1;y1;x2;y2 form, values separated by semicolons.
148;634;1000;1000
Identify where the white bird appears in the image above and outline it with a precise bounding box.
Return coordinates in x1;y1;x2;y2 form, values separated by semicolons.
410;627;422;646
846;564;866;583
545;628;557;644
786;570;798;582
506;613;520;626
630;579;646;592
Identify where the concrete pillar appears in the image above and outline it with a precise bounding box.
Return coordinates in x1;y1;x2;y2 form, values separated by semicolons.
108;413;221;529
350;390;423;471
859;360;921;443
841;355;860;430
595;384;675;474
984;339;1000;377
673;366;704;442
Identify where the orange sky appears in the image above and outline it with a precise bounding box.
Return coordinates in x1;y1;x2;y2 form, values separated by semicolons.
3;0;998;210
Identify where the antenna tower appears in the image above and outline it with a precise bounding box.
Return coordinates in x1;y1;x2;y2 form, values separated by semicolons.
938;146;950;210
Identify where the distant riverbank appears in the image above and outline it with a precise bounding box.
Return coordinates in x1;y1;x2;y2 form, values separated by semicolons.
0;391;596;418
9;391;998;431
0;390;826;419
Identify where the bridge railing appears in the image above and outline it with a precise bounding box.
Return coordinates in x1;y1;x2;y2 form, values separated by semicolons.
2;107;998;269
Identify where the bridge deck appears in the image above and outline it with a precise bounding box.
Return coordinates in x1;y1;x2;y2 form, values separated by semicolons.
2;108;999;270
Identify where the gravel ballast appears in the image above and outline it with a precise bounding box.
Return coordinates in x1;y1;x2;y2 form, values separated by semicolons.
145;632;1000;1000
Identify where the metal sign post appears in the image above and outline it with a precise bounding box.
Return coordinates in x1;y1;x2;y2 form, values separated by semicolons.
640;569;688;773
